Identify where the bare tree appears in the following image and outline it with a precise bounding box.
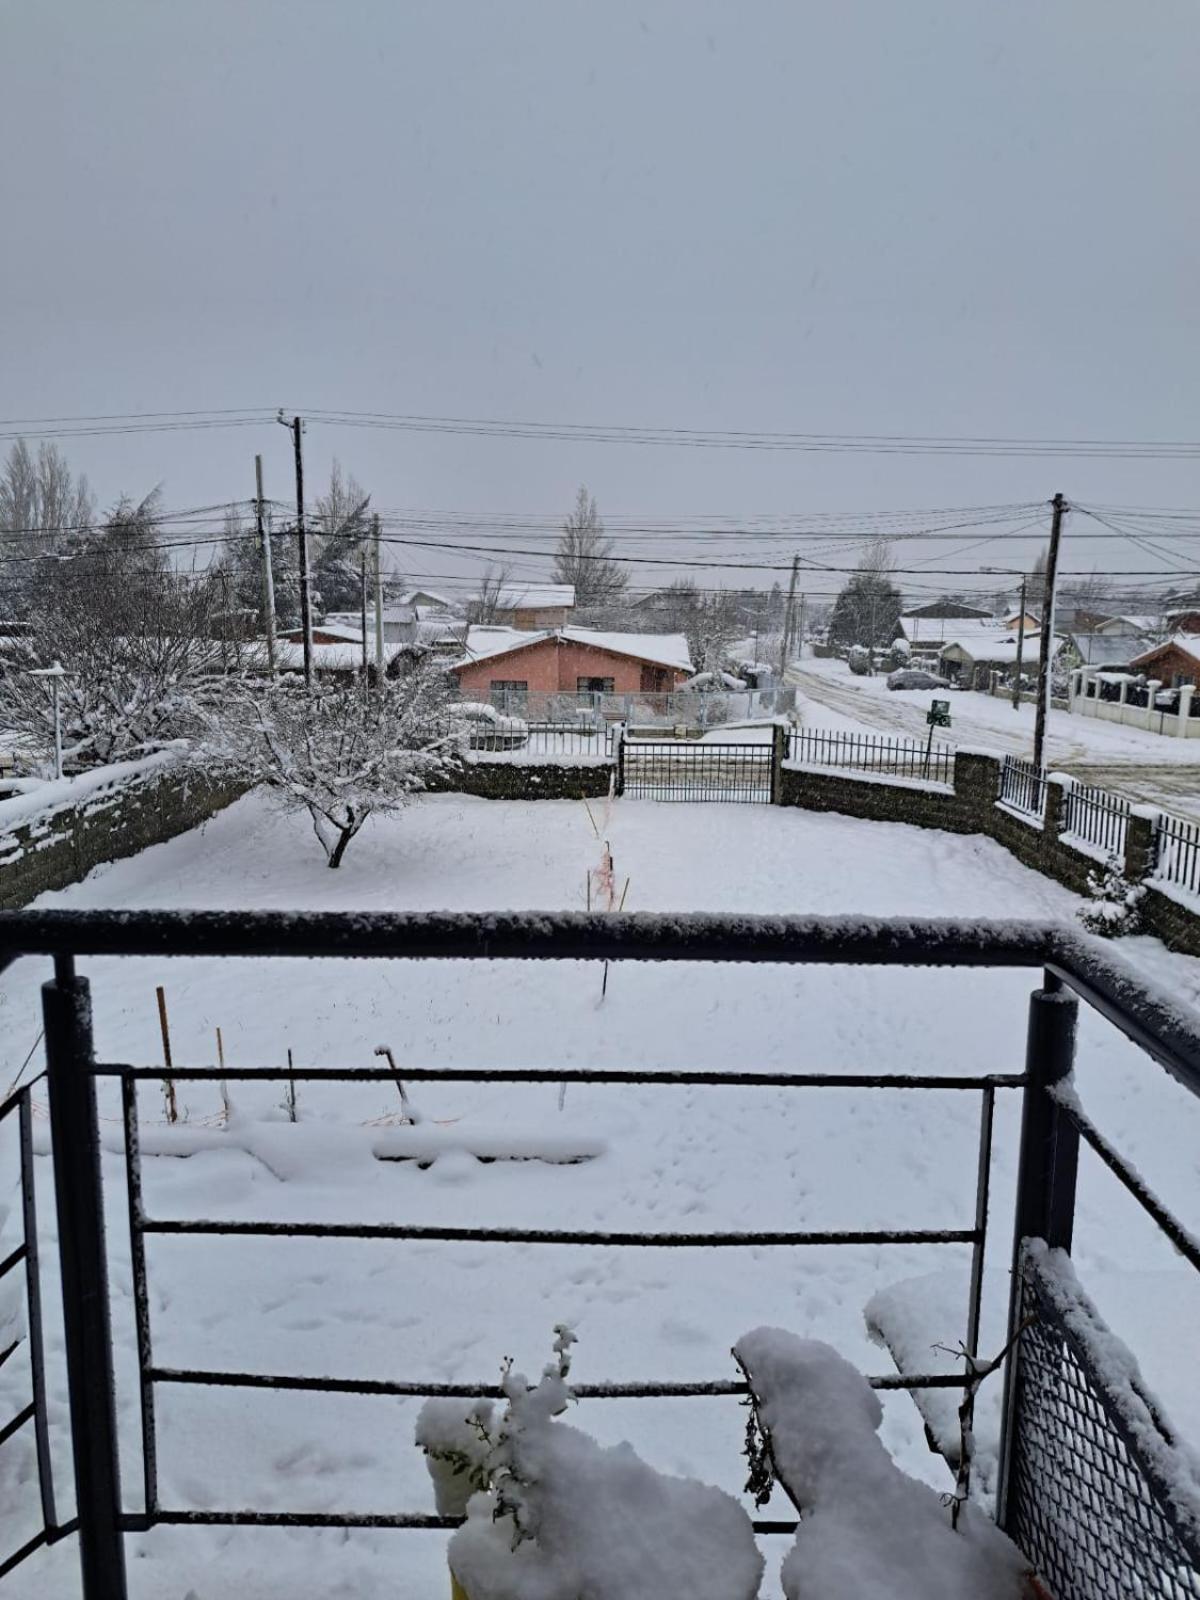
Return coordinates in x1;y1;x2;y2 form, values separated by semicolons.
202;662;454;867
0;439;95;611
657;579;739;674
468;565;512;624
553;486;626;608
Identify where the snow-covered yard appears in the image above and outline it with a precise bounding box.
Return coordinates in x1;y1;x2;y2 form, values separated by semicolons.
3;791;1199;1599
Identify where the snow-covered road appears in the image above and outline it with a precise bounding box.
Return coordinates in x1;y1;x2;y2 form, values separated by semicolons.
789;659;1200;816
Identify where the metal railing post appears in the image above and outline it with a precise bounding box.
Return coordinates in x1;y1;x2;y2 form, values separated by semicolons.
42;955;129;1599
995;970;1079;1531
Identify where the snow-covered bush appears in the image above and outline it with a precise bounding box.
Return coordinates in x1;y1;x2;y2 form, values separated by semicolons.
734;1329;1032;1600
422;1328;763;1600
1077;855;1147;938
888;637;912;671
847;645;870;675
202;659;454;867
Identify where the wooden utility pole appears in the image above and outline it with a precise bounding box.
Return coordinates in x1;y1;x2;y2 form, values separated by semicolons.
1032;493;1067;771
278;413;314;687
796;592;808;665
1011;573;1028;712
779;555;800;679
255;454;277;677
373;512;385;678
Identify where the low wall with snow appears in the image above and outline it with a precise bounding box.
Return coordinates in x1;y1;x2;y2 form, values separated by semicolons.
430;757;616;802
0;756;250;909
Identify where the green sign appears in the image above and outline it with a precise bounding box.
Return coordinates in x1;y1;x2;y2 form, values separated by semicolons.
927;699;951;728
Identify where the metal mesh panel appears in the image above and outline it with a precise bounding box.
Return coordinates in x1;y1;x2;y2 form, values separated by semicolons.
1008;1260;1200;1600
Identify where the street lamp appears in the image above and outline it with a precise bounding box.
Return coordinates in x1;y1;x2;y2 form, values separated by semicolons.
982;569;1031;713
29;660;77;780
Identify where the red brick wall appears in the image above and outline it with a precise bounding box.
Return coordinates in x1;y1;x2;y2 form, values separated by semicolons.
454;637;687;697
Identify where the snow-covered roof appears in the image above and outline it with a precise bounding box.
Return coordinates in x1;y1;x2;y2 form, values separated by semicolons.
1098;614;1158;634
1129;634;1200;670
494;584;575;610
394;588;452;610
455;626;693;673
1070;633;1138;667
939;631;1062;664
898;615;1008;643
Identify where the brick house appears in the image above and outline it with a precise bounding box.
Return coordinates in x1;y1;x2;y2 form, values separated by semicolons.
1128;636;1200;689
453;627;693;700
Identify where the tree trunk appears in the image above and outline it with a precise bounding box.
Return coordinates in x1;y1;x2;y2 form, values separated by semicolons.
327;826;355;868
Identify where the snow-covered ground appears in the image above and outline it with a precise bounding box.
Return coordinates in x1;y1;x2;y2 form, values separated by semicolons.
2;791;1199;1599
789;658;1200;816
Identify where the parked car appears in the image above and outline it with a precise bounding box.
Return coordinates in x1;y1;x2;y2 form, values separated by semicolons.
886;668;949;691
450;702;529;749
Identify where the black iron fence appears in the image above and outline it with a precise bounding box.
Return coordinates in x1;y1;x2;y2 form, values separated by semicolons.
1;912;1199;1599
1153;813;1200;900
786;729;955;785
620;738;774;801
999;754;1048;818
1061;781;1131;859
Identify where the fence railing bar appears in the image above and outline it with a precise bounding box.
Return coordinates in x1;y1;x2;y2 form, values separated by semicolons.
19;1090;57;1534
147;1366;971;1398
0;1528;51;1584
142;1506;806;1536
0;1242;26;1282
94;1063;1027;1089
120;1077;159;1518
965;1084;995;1362
139;1218;979;1246
1053;1092;1200;1274
0;1401;35;1449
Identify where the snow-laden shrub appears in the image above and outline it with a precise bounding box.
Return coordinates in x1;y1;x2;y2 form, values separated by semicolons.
888;637;912;671
734;1329;1032;1600
1077;855;1147;938
421;1328;763;1600
847;645;871;676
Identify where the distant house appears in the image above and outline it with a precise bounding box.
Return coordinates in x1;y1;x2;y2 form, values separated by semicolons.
393;588;454;613
896;605;993;644
1093;614;1160;639
1128;636;1200;690
1164;608;1200;637
936;622;1061;687
491;584;575;630
453;626;692;701
1065;633;1136;671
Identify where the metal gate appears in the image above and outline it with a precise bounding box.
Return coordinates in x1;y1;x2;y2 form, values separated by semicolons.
620;738;774;801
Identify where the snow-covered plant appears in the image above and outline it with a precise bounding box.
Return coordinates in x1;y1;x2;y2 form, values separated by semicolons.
0;552;239;772
1077;854;1147;938
847;644;871;675
429;1328;764;1600
415;1396;498;1517
201;658;454;867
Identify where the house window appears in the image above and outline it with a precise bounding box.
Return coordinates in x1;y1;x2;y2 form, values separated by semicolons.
489;679;528;708
577;676;615;695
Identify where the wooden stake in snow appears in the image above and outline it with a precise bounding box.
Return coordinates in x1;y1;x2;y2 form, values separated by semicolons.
285;1047;298;1123
216;1027;230;1124
156;985;178;1124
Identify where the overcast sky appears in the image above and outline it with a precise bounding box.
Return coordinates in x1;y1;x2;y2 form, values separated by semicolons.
3;1;1200;602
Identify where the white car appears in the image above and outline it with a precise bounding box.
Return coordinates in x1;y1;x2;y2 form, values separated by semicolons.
450;702;529;750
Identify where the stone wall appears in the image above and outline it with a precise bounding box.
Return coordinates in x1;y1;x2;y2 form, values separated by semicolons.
430;758;616;801
0;761;249;909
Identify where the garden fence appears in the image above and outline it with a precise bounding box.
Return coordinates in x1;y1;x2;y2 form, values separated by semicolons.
786;729;955;785
999;755;1047;819
0;912;1197;1600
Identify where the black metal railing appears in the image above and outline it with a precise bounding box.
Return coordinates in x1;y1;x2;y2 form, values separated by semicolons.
999;754;1048;818
620;738;774;801
1;911;1199;1599
1153;813;1200;900
1061;781;1131;859
786;729;955;784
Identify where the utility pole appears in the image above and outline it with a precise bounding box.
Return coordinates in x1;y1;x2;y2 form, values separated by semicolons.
1032;492;1067;772
796;592;807;665
373;512;385;679
779;554;800;680
255;454;277;678
277;412;313;688
1011;574;1028;713
360;553;369;679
